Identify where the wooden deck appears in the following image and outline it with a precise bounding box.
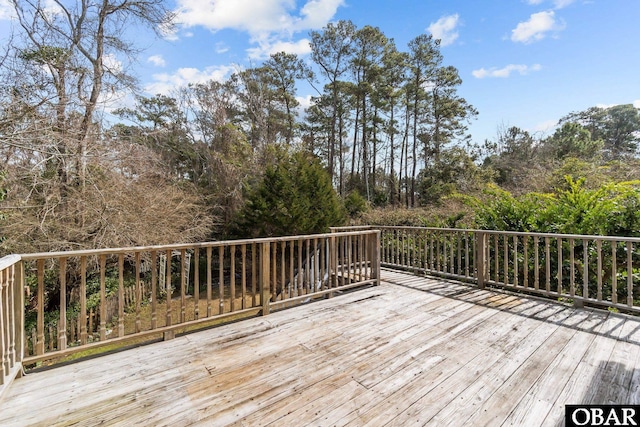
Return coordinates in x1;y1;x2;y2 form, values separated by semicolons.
1;269;639;426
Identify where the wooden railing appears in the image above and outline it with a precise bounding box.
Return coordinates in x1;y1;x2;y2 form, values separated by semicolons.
333;226;640;314
0;230;379;380
0;254;24;399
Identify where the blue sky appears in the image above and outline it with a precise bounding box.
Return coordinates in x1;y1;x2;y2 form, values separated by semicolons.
2;0;639;144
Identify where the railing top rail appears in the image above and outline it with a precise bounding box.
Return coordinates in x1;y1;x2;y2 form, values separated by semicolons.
18;230;379;260
329;225;374;230
0;254;21;270
350;225;640;243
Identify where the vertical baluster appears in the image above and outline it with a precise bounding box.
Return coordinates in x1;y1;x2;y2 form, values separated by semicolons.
252;243;257;307
472;232;477;280
557;238;563;296
117;254;124;338
341;235;347;287
206;247;212;316
165;249;172;326
612;240;617;305
347;235;352;283
79;256;87;345
135;252;142;332
582;240;589;301
242;245;248;310
219;246;224;315
14;262;22;364
534;236;539;291
449;233;454;274
434;231;442;273
194;248;200;319
503;235;509;285
398;229;402;266
627;241;633;307
6;266;13;366
280;241;285;301
99;255;107;341
8;266;15;366
358;234;363;281
0;269;5;385
523;236;529;289
231;245;236;310
513;235;518;287
407;230;411;268
1;269;7;377
298;239;305;293
465;232;470;278
36;259;45;354
261;242;270;315
597;239;603;301
545;237;551;295
569;238;575;298
494;235;499;282
59;257;67;349
321;238;328;287
180;249;186;323
429;232;434;272
151;250;157;329
400;230;405;267
306;239;311;294
442;233;447;273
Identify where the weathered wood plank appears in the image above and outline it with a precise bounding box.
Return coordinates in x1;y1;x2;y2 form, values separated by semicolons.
1;270;639;427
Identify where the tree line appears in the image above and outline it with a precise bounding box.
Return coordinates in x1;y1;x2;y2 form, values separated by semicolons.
1;1;640;257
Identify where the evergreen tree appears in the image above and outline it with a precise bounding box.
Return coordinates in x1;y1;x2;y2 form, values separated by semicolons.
234;150;345;238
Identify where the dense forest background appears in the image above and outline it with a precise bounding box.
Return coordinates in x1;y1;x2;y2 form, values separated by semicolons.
1;1;640;256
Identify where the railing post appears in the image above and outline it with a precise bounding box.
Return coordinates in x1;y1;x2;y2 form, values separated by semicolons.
476;231;486;290
261;242;271;316
13;261;24;378
370;231;381;286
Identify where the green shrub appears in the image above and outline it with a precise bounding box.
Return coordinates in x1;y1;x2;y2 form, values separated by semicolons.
344;191;369;218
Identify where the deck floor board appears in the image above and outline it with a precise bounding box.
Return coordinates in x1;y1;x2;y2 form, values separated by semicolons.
1;269;639;426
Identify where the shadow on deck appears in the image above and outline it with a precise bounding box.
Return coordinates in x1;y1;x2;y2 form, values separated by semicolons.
1;269;639;426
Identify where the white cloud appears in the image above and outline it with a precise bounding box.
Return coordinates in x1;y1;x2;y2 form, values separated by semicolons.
427;14;460;47
633;100;640;109
145;65;234;95
526;0;575;8
174;0;341;59
147;55;167;67
472;63;542;79
175;0;342;34
552;0;576;8
511;11;564;43
246;38;312;60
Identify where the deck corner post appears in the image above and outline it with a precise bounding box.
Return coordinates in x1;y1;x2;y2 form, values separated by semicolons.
261;242;271;316
476;231;486;290
371;230;381;286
